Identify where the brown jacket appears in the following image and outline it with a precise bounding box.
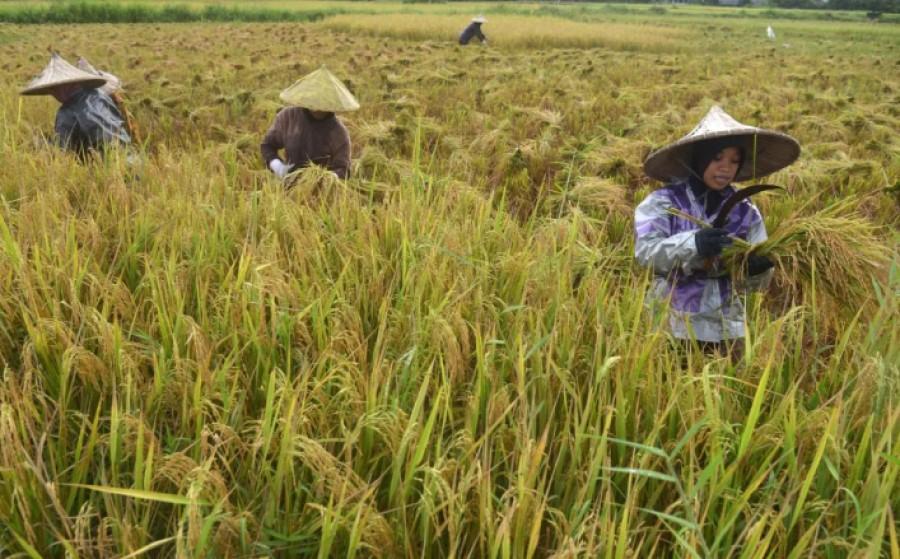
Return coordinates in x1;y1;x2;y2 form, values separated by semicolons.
260;108;351;178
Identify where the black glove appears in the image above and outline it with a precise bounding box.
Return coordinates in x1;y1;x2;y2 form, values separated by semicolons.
694;228;733;258
745;253;775;276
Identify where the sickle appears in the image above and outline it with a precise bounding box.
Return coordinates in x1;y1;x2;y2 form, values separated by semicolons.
712;184;784;229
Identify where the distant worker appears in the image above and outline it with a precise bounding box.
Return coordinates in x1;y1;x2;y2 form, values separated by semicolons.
634;106;801;357
766;25;776;41
261;65;358;181
20;53;131;159
459;16;488;46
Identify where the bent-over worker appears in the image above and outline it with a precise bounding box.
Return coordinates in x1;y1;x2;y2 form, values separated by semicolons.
459;16;488;45
261;65;358;181
20;53;131;158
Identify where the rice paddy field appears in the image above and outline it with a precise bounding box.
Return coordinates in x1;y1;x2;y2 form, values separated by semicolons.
0;2;898;557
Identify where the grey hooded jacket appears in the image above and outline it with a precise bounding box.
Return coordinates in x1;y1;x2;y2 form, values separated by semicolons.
55;88;131;156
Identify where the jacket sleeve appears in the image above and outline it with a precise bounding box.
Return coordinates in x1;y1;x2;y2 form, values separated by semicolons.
74;93;130;149
260;110;286;165
741;205;773;292
55;108;82;150
634;191;705;275
459;24;472;44
476;28;486;41
329;128;351;179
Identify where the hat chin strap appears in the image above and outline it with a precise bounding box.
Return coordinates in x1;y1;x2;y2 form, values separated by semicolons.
677;157;704;182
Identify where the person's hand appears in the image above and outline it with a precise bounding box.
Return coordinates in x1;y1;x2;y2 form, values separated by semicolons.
745;253;775;276
694;228;733;258
268;158;294;179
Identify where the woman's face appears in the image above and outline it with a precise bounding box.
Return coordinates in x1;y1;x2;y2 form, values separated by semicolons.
701;146;742;191
50;83;83;104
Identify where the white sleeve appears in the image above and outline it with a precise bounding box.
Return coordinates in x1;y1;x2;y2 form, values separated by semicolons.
634;192;705;275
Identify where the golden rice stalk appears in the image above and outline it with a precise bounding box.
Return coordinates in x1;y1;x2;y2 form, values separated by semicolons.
668;200;889;309
554;177;632;218
354;145;410;183
355;119;399;145
283;164;342;198
737;198;890;309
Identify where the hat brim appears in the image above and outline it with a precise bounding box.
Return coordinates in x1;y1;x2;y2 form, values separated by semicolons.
643;129;800;182
20;76;108;96
279;96;359;112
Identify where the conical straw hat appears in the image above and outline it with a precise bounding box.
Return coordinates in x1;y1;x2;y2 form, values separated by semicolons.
472;15;487;23
76;57;122;95
20;53;108;96
279;65;359;112
643;105;800;182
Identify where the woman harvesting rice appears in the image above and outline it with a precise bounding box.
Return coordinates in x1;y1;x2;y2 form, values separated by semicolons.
261;65;358;181
634;106;801;356
20;53;132;159
458;16;488;46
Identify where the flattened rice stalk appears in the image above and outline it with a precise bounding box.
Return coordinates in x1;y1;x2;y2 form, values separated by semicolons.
552;177;632;218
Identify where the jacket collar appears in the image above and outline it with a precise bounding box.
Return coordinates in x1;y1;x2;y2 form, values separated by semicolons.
687;176;736;217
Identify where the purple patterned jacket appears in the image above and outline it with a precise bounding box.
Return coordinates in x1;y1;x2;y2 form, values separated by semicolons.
634;178;772;342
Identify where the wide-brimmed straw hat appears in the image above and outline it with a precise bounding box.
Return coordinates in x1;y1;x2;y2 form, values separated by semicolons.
279;65;359;112
643;105;800;182
76;57;122;95
20;53;108;96
472;15;487;23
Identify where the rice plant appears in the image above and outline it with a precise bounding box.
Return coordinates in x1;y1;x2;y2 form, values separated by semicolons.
0;5;897;558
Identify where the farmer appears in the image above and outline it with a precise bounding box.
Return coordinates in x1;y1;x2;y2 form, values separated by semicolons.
634;105;800;356
76;56;141;144
459;16;488;45
20;53;131;158
261;65;357;181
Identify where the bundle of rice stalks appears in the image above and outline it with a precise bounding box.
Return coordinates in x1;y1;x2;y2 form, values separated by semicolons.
667;195;890;312
284;165;343;199
419;68;461;85
816;157;879;178
230;133;256;153
807;141;850;159
732;198;890;310
580;138;651;188
355;119;400;147
514;129;563;185
549;176;632;219
514;106;564;129
354;146;411;183
345;178;399;203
